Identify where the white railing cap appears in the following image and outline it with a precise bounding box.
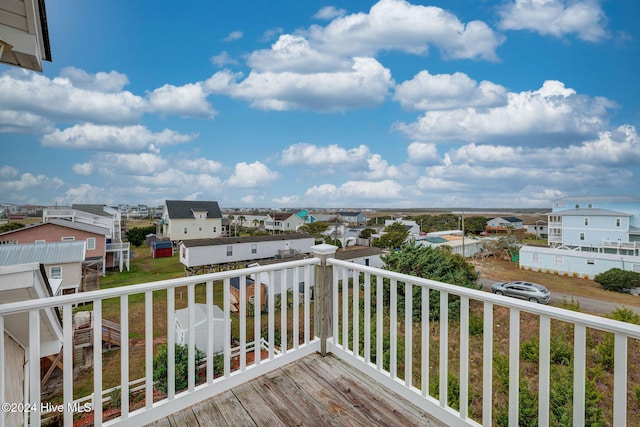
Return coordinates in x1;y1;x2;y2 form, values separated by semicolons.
311;244;338;256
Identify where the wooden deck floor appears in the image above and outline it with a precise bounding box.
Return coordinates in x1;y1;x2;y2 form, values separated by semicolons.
148;353;445;427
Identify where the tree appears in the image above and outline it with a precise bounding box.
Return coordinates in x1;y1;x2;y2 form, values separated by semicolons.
381;242;480;321
299;221;330;240
594;268;640;293
372;222;409;249
126;225;156;247
358;228;376;239
238;215;246;227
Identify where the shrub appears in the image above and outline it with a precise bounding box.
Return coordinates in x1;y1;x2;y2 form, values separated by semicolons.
152;343;204;393
469;314;483;336
594;268;640;293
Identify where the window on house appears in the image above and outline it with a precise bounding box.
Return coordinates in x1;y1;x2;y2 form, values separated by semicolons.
50;266;62;279
365;258;370;266
183;227;188;234
587;203;593;208
226;246;233;256
87;238;96;250
587;259;595;265
584;218;589;226
213;226;217;233
198;227;202;231
62;236;75;241
251;244;257;254
616;218;621;227
575;203;580;208
580;233;585;241
35;239;45;244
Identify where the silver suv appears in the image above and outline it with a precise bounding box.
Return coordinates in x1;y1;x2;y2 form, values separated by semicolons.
491;281;550;304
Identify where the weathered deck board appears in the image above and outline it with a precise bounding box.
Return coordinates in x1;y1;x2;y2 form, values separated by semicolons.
149;353;445;427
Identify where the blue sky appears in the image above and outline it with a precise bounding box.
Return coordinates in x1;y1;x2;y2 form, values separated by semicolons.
1;0;639;209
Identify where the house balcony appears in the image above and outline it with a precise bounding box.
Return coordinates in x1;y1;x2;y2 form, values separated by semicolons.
1;245;639;427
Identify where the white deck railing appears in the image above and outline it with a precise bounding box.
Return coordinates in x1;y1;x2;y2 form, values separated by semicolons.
326;256;640;427
0;258;319;427
2;245;640;427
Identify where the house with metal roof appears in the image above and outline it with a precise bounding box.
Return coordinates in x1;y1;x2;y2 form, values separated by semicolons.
0;241;85;294
180;233;315;274
162;200;223;242
0;219;113;275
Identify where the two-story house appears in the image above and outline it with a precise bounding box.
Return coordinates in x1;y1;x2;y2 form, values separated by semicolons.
337;211;367;225
42;204;130;272
520;195;640;279
264;213;304;234
162;200;223;242
0;219;110;276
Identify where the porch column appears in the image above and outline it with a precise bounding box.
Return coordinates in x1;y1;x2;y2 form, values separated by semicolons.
312;244;338;356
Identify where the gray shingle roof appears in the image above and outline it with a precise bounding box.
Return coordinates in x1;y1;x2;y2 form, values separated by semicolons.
0;241;86;266
165;200;222;219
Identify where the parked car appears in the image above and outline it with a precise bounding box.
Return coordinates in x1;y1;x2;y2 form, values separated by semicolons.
491;281;550;304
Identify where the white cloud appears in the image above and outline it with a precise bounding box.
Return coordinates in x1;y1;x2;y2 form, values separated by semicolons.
226;161;279;188
247;34;351;73
394;71;507;110
60;67;129;92
147;82;217;118
210;51;239;67
0;110;53;134
272;195;300;205
0;170;64;202
281;143;370;166
306;0;503;61
395;80;616;144
224;31;243;42
41;124;196;151
408;126;640;206
407;142;439;164
0;165;19;178
0;69;148;126
72;162;94;176
498;0;608;42
313;6;347;20
207;57;393;112
304;179;403;203
177;157;223;174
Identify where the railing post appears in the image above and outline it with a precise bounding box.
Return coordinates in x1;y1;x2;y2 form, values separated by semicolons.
312;244;338;356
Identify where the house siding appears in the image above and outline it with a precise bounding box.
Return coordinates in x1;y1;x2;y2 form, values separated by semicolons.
0;223;106;260
181;237;315;268
3;333;24;427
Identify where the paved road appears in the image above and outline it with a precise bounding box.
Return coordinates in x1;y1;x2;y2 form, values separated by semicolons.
478;278;640;316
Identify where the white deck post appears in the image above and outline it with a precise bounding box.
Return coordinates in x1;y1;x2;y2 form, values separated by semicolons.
312;244;337;355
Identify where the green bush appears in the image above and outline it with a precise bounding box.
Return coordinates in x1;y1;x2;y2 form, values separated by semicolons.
152;343;204;393
594;268;640;293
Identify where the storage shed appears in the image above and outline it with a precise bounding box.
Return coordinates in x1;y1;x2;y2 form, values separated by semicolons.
174;304;227;354
152;240;173;258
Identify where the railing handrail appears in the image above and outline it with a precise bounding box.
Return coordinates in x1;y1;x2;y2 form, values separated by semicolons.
327;257;640;339
0;258;320;316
